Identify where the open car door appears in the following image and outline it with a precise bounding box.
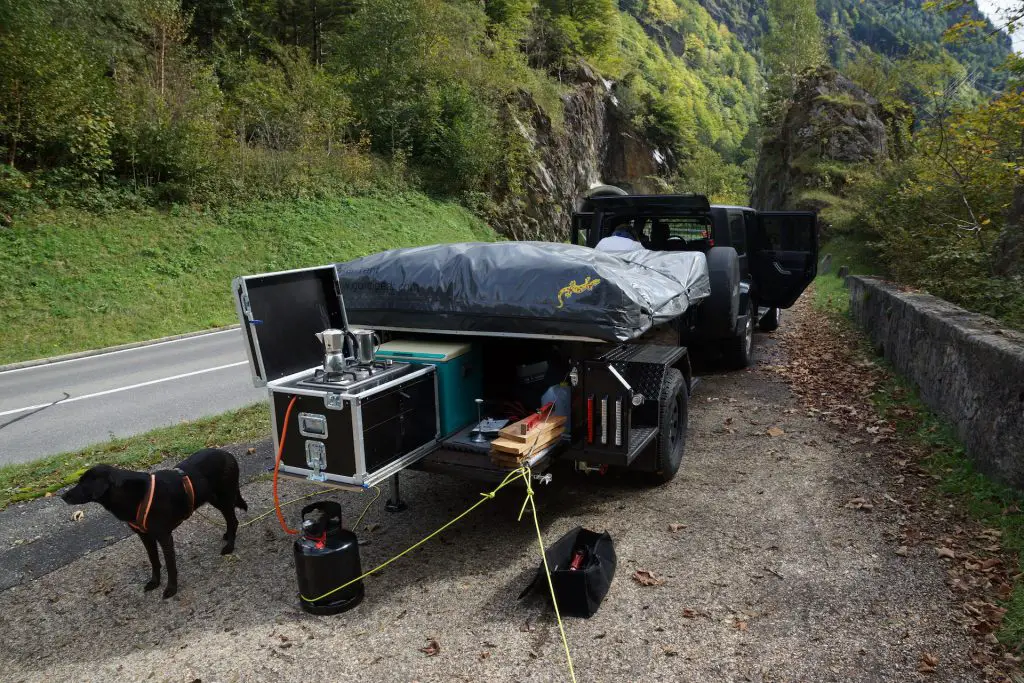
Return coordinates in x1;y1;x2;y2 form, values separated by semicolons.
750;211;818;309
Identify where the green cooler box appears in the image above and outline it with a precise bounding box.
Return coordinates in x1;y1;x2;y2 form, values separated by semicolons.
376;339;482;437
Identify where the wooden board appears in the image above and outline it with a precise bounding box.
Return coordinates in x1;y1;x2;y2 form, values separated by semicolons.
489;428;564;462
498;415;566;443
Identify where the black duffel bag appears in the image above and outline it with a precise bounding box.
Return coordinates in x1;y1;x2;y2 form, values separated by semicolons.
519;527;616;618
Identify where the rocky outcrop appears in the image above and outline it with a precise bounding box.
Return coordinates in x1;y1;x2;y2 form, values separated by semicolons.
993;185;1024;277
848;276;1024;491
752;66;888;212
495;64;673;241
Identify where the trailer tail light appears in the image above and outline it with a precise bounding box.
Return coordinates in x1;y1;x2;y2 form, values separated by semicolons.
587;395;594;444
600;396;608;445
614;398;623;447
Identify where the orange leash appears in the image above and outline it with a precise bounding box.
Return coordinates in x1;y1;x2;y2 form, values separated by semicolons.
273;396;300;535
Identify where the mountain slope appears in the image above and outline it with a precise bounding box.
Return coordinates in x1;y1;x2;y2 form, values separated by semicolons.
695;0;1013;91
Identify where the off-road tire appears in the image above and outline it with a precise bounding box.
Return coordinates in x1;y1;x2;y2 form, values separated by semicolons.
651;369;687;484
701;246;740;337
759;306;781;332
585;184;628;198
723;311;754;370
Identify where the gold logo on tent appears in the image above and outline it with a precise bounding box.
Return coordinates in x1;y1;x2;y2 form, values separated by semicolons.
556;276;601;309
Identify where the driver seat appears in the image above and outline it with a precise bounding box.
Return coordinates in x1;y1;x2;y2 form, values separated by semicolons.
650;220;670;250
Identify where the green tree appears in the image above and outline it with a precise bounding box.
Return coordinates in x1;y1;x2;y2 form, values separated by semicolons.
762;0;826;109
0;0;111;176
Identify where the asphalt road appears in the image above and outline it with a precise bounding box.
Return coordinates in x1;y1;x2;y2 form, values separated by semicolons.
0;330;266;465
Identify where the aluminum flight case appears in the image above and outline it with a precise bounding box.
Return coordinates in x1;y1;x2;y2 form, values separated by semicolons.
233;265;441;487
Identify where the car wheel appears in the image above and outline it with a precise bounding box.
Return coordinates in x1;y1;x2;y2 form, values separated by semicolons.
759;306;780;332
723;312;754;370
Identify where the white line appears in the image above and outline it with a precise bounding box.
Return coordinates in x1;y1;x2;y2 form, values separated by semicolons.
0;361;249;418
0;328;240;376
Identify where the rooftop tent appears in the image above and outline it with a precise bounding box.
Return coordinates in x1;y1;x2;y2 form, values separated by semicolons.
334;242;710;343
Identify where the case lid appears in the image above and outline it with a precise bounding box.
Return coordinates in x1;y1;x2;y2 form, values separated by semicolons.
236;266;344;383
376;339;472;362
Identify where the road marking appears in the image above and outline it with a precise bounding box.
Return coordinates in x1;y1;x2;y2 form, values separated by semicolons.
0;328;240;376
0;361;249;418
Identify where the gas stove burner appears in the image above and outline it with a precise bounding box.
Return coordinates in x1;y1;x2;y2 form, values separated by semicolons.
297;359;412;393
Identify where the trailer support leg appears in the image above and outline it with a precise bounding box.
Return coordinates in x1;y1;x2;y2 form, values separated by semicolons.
385;474;407;513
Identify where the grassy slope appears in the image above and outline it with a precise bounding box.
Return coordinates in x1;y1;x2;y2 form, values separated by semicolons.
0;193;495;364
812;255;1024;646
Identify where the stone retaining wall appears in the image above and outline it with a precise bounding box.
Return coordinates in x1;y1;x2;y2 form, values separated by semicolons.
848;276;1024;490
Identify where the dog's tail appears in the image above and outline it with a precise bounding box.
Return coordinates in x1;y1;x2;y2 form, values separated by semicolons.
235;491;248;511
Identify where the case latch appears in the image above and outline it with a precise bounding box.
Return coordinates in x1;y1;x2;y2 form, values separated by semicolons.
305;441;327;482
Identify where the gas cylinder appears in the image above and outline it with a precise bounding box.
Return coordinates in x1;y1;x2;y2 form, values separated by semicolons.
293;501;364;614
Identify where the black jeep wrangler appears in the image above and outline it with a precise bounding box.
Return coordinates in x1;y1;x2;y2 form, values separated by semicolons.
571;186;818;368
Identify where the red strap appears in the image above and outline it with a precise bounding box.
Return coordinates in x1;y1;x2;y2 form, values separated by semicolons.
128;474;156;533
182;475;195;516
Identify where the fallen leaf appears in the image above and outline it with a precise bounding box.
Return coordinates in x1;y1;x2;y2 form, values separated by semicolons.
734;619;748;631
519;621;535;633
936;547;955;560
419;640;440;657
662;645;678;657
979;558;1001;571
845;497;874;512
71;511;84;522
895;546;909;557
918;652;938;673
682;608;698;619
479;651;490;660
766;427;785;437
44;492;53;498
668;523;687;533
247;447;256;455
632;569;664;587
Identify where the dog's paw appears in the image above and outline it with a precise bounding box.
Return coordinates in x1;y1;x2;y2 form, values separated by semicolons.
222;531;229;541
144;578;161;592
162;585;177;599
221;543;235;555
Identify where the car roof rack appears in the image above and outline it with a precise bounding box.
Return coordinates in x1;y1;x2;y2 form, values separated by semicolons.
581;194;712;214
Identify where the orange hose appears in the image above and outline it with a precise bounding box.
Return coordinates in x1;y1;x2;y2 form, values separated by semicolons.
273;396;300;535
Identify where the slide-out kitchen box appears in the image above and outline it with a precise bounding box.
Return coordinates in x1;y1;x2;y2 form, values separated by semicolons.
233;266;439;487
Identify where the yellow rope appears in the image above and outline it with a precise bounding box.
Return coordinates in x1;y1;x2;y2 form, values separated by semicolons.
521;466;576;683
192;483;382;530
299;467;526;603
296;465;577;683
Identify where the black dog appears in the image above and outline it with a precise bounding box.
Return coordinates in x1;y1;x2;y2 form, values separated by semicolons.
62;448;248;598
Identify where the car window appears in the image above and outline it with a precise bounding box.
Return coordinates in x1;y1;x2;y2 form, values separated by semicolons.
729;213;746;255
759;215;812;251
601;214;710;248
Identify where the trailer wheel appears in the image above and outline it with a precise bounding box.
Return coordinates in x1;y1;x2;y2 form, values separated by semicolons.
651;369;687;484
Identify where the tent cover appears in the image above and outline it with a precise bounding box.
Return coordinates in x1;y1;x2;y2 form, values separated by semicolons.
334;241;710;342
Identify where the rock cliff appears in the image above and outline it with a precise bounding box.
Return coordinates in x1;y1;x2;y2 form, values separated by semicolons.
495;65;673;241
752;66;888;212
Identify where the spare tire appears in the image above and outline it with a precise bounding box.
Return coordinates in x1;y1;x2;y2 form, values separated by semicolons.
579;184;628;213
699;246;740;337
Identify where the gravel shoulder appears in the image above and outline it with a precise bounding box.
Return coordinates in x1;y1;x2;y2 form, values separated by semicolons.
0;304;982;682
